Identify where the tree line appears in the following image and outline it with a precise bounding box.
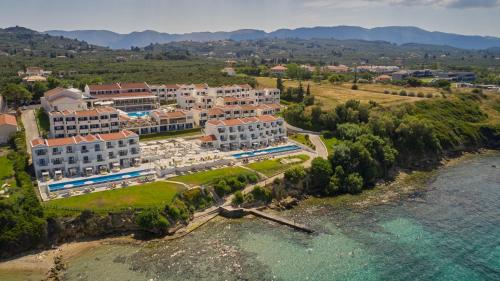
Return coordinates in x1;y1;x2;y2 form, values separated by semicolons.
280;94;499;197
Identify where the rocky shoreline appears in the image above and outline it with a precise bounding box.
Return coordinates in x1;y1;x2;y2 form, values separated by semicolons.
0;149;497;280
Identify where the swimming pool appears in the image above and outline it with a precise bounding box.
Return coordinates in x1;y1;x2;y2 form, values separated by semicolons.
127;111;150;118
48;170;153;192
232;145;301;159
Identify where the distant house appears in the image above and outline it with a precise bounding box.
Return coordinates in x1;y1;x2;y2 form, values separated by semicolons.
374;75;392;82
22;75;47;83
222;67;236;76
0;114;18;144
300;65;316;72
19;67;52;77
270;65;288;76
41;87;89;112
391;70;411;81
323;65;349;73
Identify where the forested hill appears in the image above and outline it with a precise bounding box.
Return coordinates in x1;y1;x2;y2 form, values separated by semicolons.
0;26;106;57
46;26;500;50
145;38;500;68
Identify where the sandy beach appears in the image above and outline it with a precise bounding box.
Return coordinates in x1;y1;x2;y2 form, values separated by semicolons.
0;236;138;280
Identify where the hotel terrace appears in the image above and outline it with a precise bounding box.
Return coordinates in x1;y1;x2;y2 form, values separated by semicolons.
31;130;140;181
201;115;286;150
84;82;159;112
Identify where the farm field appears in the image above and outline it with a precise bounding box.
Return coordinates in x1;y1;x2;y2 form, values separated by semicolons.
257;77;440;108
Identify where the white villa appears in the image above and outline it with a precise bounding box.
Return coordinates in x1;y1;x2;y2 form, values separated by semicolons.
200;115;286;150
31;130;140;180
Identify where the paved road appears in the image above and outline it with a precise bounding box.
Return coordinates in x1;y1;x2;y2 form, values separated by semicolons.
20;109;40;161
309;134;328;159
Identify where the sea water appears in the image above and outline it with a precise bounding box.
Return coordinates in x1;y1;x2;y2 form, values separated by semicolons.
61;152;500;280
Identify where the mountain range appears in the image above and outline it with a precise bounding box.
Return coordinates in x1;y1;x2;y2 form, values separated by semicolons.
45;26;500;50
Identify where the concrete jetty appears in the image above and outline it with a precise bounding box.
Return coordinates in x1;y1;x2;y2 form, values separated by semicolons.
219;206;314;234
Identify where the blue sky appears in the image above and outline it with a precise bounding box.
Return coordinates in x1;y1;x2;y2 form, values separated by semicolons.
1;0;499;36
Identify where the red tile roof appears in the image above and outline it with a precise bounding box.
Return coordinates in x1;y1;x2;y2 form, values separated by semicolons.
92;92;156;99
30;131;137;147
119;82;149;89
0;114;17;126
152;110;186;119
200;135;216;142
43;87;65;98
30;138;45;147
98;130;136;141
222;119;244;126
88;83;121;91
256;115;278;122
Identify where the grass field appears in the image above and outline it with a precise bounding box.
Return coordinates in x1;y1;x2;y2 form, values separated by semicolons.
245;154;310;177
139;128;202;141
289;134;315;149
320;136;339;155
0;152;16;189
34;108;50;137
257;77;439;108
169;167;257;186
44;181;185;213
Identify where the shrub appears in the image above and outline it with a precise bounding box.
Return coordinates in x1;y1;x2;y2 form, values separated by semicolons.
351;84;358;90
408;92;415;97
226;177;246;192
346;173;363;194
399;90;407;96
391;91;398;95
182;188;212;210
165;198;190;221
250;186;273;203
232;191;244;205
383;90;390;94
213;180;231;197
246;173;259;184
417;92;424;98
426;93;434;98
136;208;170;234
303;95;315;106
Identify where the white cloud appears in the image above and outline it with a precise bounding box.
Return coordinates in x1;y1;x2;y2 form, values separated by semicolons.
302;0;500;9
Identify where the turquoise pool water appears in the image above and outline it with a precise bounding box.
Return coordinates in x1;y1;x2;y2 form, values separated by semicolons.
232;145;301;159
127;111;150;118
48;170;151;191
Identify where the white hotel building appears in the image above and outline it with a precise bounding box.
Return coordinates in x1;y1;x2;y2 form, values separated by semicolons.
49;107;120;138
31;130;140;180
200;115;286;150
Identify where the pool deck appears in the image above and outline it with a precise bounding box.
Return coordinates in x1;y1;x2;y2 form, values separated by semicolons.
37;164;155;201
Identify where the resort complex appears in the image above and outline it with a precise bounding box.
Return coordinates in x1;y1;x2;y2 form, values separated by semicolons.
29;80;304;200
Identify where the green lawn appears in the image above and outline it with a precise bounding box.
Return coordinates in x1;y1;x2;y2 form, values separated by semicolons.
139;128;202;141
289;134;316;149
320;136;339;155
0;155;16;188
0;155;14;180
35;108;50;137
44;181;185;213
245;154;310;177
169;167;257;186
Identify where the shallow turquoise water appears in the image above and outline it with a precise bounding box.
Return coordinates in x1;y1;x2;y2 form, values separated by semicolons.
63;152;500;281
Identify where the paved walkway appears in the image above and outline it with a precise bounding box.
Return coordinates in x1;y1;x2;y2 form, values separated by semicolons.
309;134;328;159
20;109;40;161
